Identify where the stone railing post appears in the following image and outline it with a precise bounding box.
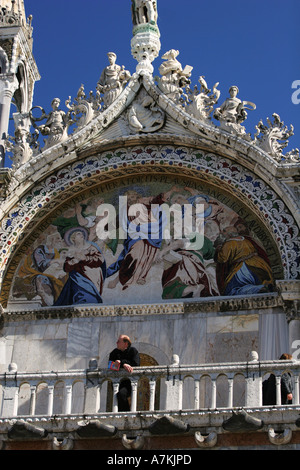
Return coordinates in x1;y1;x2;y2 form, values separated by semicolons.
164;356;183;411
245;352;262;407
0;363;19;418
84;359;100;414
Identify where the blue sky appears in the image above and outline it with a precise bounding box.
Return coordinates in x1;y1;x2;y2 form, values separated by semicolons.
6;0;300;166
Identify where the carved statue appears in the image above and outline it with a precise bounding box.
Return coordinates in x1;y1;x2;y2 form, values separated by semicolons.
285;148;299;163
30;98;73;150
187;77;221;122
65;84;96;130
254;113;295;160
213;86;256;135
132;0;158;25
156;49;193;105
5;111;41;167
127;91;165;133
97;52;131;109
6;126;33;168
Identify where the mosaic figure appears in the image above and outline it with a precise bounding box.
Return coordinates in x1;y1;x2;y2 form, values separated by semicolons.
54;227;107;306
214;223;274;296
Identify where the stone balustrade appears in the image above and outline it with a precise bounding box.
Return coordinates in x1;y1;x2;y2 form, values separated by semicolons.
0;355;299;419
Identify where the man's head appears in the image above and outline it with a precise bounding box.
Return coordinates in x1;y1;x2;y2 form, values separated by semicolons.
117;335;131;351
279;353;292;360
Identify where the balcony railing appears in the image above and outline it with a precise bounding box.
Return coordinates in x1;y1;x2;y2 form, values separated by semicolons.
1;354;299;419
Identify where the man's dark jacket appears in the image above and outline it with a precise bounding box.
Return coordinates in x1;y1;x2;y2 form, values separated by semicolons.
109;346;140;368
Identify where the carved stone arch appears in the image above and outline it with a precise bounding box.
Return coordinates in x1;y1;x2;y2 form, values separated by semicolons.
134;341;169;365
1;146;299;308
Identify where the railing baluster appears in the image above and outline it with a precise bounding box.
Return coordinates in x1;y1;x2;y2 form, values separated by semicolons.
29;385;36;416
13;388;19;417
178;377;183;410
112;382;119;412
227;377;233;408
64;383;73;415
194;378;200;409
149;380;156;411
47;385;54;416
294;375;299;405
211;378;217;409
276;375;281;405
131;381;138;412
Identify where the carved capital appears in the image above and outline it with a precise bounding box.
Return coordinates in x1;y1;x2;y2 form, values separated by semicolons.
276;280;300;301
276;280;300;322
283;300;300;323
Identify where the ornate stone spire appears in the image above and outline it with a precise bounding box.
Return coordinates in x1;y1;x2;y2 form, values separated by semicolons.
131;0;161;74
0;0;40;167
0;0;27;28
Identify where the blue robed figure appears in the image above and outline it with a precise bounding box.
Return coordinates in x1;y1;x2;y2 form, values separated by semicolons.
54;227;106;306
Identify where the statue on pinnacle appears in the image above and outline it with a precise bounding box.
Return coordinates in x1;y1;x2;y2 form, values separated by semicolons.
132;0;158;26
131;0;161;74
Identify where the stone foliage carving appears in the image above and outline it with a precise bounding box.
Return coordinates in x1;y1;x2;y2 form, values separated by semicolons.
254;113;297;162
6;126;33;168
65;84;96;130
186;77;220;122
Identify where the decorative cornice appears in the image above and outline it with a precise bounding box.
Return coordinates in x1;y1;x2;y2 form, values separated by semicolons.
2;293;281;322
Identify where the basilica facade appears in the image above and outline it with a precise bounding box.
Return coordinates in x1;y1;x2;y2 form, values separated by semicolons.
0;0;299;451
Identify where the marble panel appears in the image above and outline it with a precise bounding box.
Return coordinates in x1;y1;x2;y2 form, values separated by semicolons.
66;319;98;358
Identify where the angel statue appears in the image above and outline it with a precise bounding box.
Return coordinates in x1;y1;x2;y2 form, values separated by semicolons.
30;98;73;150
213;86;256;135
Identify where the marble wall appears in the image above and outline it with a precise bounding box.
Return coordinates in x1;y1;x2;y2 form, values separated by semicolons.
0;309;264;373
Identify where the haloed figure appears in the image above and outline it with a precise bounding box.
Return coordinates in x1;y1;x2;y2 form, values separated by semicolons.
54;227;106;306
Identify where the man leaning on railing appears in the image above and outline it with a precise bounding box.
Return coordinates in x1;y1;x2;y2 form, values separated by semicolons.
108;335;140;411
